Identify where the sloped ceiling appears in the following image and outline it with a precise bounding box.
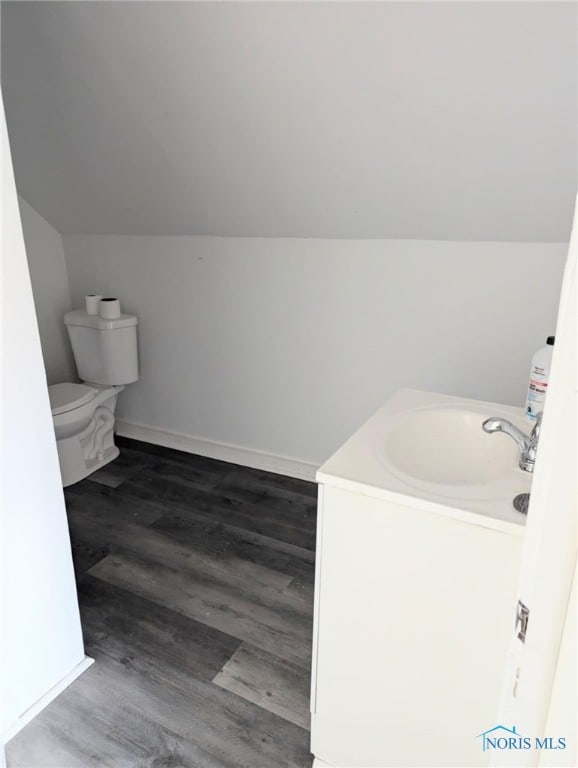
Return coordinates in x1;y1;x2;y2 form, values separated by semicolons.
1;1;576;240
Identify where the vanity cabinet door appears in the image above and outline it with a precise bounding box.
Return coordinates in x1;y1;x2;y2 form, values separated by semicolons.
310;484;523;768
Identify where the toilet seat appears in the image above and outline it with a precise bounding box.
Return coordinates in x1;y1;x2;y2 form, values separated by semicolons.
48;382;98;416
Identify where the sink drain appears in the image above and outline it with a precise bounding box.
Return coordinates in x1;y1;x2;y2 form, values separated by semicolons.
513;493;530;515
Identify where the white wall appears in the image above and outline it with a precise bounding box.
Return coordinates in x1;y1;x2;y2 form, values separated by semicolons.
3;1;576;241
63;236;567;473
1;97;86;741
18;198;74;385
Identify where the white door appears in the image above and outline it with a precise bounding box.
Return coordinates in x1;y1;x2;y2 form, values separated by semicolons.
491;196;577;767
1;94;89;744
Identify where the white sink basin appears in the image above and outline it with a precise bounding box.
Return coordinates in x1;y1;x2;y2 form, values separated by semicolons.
384;405;520;486
318;389;531;529
376;399;532;503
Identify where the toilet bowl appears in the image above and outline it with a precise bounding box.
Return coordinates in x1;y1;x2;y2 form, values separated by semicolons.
49;307;139;487
49;381;125;487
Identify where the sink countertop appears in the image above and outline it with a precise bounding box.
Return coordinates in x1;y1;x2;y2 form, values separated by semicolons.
316;388;531;536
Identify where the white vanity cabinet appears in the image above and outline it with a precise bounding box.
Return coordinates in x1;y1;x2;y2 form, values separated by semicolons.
310;389;529;768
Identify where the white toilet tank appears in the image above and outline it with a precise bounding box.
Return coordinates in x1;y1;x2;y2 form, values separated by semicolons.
64;310;139;385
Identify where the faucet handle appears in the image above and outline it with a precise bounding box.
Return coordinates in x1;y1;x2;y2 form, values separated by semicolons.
531;411;543;438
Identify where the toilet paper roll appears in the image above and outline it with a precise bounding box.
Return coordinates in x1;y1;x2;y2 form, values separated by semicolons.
99;297;121;320
85;294;103;315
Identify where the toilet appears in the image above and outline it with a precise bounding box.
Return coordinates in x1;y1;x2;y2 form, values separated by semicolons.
49;309;139;487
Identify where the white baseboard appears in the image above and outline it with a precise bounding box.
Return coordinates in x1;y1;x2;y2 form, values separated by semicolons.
115;420;318;482
2;656;94;746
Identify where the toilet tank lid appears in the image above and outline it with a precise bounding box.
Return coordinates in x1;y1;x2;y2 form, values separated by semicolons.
64;310;138;329
48;382;98;415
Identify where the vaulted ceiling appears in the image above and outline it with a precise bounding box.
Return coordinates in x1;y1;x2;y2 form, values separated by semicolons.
2;1;576;240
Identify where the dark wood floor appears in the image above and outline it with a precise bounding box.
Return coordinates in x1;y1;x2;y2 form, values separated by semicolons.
6;437;317;768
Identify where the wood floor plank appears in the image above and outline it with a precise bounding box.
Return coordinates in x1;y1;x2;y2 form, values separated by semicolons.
152;514;316;581
215;524;315;564
115;436;234;478
152;506;316;567
123;457;227;495
117;476;316;550
213;643;311;730
283;574;315;610
71;540;111;575
63;482;165;576
89;546;312;665
8;439;317;768
8;651;310;768
79;650;312;768
86;446;157;488
65;479;165;529
5;662;210;768
78;575;242;684
64;481;165;575
97;521;296;593
217;466;318;503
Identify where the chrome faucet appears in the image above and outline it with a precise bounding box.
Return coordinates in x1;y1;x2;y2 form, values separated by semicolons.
482;412;542;473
